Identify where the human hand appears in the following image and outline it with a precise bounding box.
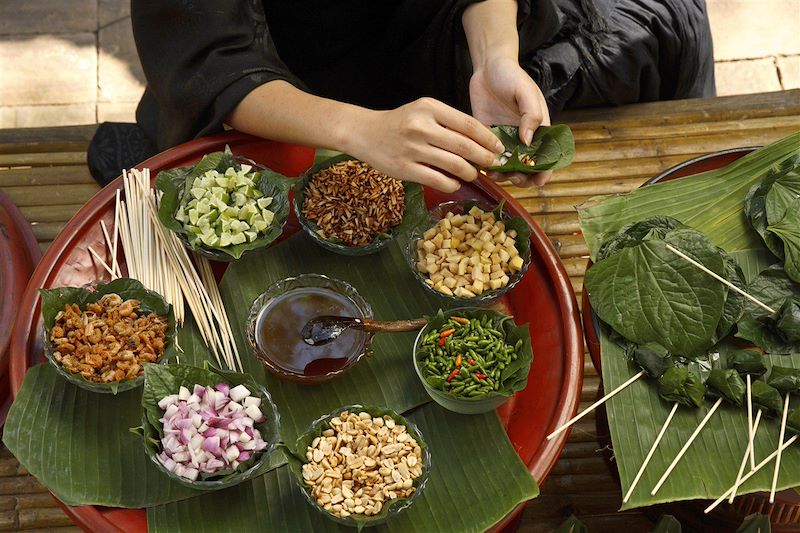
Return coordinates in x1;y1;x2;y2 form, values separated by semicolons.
344;97;505;193
469;56;552;187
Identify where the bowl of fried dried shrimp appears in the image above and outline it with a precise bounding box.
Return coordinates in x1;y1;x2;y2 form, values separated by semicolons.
286;405;430;527
406;200;532;304
294;155;426;256
39;278;178;394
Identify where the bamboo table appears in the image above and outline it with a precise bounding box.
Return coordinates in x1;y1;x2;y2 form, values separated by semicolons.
0;89;798;532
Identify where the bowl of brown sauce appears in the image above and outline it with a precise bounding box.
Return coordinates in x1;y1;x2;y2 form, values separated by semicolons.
246;274;374;384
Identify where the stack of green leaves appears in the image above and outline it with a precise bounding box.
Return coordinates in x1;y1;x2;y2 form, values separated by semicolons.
578;131;800;508
3;231;539;531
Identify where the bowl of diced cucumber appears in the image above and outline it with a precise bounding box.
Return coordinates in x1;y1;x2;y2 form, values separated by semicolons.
155;147;292;261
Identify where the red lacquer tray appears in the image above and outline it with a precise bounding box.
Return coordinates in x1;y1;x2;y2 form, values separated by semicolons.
583;147;800;532
9;131;583;532
0;191;41;427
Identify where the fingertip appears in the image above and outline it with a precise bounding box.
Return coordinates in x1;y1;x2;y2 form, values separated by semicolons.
533;171;553;187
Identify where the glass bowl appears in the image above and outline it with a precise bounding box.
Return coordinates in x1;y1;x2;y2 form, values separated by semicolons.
38;278;179;394
412;308;533;415
155;153;291;263
138;363;281;490
286;404;431;528
245;274;374;384
293;154;425;256
404;200;532;306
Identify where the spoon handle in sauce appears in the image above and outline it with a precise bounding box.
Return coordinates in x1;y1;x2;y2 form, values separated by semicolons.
358;318;429;333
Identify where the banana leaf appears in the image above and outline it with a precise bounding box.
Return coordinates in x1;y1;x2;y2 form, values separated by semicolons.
652;515;682;533
737;514;771;533
156;147;292;261
489;125;575;173
552;515;587;533
579;131;800;282
147;403;539;533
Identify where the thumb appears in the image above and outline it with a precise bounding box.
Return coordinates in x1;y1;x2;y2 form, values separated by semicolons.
517;87;550;145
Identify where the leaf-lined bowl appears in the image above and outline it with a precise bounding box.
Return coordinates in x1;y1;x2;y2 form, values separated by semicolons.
138;362;281;490
412;308;534;414
156;148;291;262
293;154;428;256
285;404;431;529
39;277;178;394
404;200;532;305
489;124;575;173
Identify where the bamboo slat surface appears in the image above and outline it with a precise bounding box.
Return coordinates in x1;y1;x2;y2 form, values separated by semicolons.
0;90;798;532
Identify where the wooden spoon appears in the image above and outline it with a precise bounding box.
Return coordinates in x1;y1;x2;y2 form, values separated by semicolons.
302;316;428;346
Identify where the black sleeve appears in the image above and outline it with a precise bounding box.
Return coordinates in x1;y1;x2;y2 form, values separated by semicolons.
131;0;303;150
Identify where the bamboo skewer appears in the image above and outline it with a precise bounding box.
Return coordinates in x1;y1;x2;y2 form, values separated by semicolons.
87;246;116;277
770;393;791;503
746;375;756;470
728;409;763;504
705;434;799;514
651;397;723;495
623;402;679;503
99;220;120;278
664;244;775;313
547;371;644;441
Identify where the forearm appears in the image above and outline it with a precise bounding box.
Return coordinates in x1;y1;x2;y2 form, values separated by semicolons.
225;80;371;153
462;0;519;68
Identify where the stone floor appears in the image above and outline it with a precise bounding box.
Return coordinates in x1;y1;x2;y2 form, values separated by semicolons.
0;0;798;129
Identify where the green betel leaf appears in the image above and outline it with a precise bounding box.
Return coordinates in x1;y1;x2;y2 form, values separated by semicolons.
736;265;800;354
767;198;800;283
751;380;784;415
155;148;291;260
585;226;727;356
140;363;282;490
632;344;674;378
776;297;800;343
38;278;178;394
489;124;575;173
767;365;800;394
787;409;800;435
658;367;705;407
731;348;768;376
706;368;746;406
652;515;682;533
551;515;588;533
596;216;686;261
736;514;772;533
743;155;800;260
765;161;800;226
715;253;747;342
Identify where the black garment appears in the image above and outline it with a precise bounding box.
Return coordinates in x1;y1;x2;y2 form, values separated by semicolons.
88;0;715;185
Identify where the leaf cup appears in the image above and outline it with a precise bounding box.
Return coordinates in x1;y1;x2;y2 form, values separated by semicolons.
39;277;178;394
156;147;291;262
285;404;431;529
138;362;281;490
293;154;428;256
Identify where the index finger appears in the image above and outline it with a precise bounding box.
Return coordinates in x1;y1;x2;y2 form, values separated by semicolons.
431;103;504;155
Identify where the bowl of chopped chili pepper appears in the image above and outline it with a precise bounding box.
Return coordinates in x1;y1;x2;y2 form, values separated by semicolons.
412;308;533;414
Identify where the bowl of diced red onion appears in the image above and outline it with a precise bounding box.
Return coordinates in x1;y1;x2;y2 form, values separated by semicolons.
138;363;281;489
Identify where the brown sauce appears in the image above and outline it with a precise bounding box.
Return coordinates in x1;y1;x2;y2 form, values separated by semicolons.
255;287;366;376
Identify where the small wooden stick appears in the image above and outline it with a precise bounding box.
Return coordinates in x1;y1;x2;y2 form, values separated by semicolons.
113;190;121;276
728;409;763;504
623;402;679;503
651;397;724;495
99;220;119;279
746;375;756;470
705;434;799;514
547;371;645;441
664;244;775;314
88;246;115;277
770;393;791;503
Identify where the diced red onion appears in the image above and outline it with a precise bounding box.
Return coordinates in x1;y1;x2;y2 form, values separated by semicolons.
229;384;250;403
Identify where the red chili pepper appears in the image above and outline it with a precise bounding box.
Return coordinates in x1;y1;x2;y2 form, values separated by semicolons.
440;328;455;339
447;369;459;382
467;358;476;366
438;338;446;347
455;354;462;367
474;373;487;380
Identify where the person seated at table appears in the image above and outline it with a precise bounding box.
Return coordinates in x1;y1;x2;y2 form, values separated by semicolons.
88;0;715;191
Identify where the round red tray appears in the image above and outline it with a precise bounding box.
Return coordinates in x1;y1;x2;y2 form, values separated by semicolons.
583;147;800;532
0;190;41;428
9;131;583;532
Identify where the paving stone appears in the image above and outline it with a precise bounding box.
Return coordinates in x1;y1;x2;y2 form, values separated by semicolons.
714;58;782;96
98;102;138;123
707;0;800;61
0;33;96;106
777;55;800;89
99;0;130;28
98;17;146;103
0;0;96;35
0;104;95;128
